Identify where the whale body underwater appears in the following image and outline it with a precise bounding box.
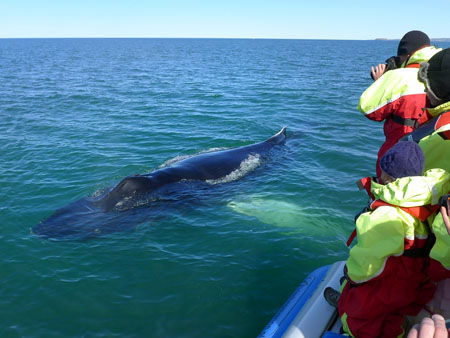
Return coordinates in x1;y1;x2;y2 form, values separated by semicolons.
33;127;287;240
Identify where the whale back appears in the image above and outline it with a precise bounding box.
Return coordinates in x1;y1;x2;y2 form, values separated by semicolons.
161;127;287;180
34;127;288;239
100;127;287;209
94;127;287;211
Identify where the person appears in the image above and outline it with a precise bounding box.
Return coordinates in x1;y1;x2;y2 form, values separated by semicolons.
407;314;449;338
337;141;450;338
358;30;441;181
403;48;450;283
413;47;450;174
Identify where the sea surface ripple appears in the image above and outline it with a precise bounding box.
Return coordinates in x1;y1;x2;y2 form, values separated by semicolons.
1;38;449;337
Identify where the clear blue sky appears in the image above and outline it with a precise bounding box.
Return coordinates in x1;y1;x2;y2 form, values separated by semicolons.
1;0;449;39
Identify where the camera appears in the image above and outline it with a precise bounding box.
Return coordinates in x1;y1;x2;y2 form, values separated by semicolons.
370;56;402;80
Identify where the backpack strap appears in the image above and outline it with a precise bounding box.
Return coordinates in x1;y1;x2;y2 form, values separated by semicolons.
390;114;418;128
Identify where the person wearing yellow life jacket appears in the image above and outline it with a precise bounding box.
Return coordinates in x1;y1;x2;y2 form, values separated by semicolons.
337;141;450;338
358;30;442;181
401;48;450;283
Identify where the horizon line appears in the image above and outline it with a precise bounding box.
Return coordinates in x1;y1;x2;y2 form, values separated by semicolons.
1;37;449;41
0;37;407;40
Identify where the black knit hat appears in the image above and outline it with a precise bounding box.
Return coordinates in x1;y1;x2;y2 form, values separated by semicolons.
397;30;430;56
427;48;450;102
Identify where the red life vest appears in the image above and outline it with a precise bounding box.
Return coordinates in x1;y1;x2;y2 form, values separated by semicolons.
348;180;439;249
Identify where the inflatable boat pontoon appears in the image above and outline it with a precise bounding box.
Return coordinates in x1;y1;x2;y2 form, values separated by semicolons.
258;261;346;338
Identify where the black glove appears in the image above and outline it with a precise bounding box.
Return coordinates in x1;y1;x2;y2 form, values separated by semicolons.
439;194;450;236
439;194;450;209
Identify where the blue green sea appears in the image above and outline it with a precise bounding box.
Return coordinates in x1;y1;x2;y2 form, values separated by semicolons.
2;38;450;338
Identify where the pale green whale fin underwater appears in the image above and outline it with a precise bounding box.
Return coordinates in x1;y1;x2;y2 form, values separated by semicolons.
227;195;327;235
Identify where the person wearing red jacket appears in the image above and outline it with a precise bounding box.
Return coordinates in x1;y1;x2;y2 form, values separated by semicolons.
337;141;450;338
358;31;441;180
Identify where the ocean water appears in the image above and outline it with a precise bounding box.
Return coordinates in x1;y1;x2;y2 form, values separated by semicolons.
2;38;449;338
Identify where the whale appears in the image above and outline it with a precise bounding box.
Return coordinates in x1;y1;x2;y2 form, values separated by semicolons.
227;194;330;236
32;127;287;240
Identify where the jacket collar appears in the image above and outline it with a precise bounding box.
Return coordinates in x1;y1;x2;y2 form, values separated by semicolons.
427;101;450;117
370;168;450;207
405;46;442;66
